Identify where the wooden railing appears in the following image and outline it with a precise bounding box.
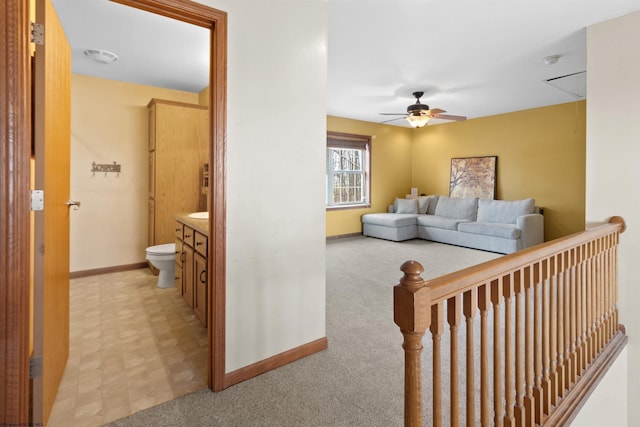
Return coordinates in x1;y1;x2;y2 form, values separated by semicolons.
394;217;628;426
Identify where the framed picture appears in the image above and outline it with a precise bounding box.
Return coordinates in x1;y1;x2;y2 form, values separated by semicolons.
449;156;497;199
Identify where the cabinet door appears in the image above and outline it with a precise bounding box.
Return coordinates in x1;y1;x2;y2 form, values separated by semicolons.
194;252;207;327
174;261;183;294
148;152;155;198
183;245;194;308
147;199;156;246
148;104;156;151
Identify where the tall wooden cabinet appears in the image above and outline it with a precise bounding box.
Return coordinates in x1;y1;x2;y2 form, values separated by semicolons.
147;98;209;247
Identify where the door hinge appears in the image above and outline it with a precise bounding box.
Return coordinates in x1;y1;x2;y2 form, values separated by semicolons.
30;356;43;379
31;190;44;211
31;22;44;45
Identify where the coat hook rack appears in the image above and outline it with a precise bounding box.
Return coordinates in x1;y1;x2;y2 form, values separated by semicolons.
92;161;121;177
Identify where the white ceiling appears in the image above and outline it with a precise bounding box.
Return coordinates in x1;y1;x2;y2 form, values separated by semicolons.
52;0;640;127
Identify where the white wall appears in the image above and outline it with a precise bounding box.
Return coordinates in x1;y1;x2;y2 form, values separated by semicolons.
586;11;640;425
570;347;628;427
198;0;328;371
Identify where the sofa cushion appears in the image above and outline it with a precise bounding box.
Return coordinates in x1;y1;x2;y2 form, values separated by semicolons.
362;213;419;228
458;221;521;239
434;196;478;220
417;215;471;231
477;198;535;224
394;198;419;214
418;195;439;214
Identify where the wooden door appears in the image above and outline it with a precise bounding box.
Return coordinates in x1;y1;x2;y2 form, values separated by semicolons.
32;0;72;423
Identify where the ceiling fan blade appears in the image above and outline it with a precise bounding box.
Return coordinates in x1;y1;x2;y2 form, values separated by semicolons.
432;113;467;121
429;108;446;115
380;116;406;124
379;113;407;116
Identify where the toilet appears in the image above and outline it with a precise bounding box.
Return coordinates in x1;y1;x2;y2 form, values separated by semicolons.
145;243;176;288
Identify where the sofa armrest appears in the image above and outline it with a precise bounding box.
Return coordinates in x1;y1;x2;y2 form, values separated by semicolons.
517;213;544;249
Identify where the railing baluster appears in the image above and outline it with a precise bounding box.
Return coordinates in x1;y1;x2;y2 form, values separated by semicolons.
447;295;462;427
514;269;527;425
524;265;535;426
541;258;552;417
569;248;578;386
557;252;566;398
563;250;572;390
432;301;445;427
491;279;504;427
533;262;544;424
463;289;477;427
549;254;559;407
578;245;585;371
589;241;597;362
478;284;491;427
596;238;605;354
503;274;515;427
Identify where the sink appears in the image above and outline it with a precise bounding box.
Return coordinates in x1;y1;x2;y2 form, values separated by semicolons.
188;212;209;220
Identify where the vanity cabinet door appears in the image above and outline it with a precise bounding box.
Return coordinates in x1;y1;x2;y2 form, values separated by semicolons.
174;262;183;294
194;252;207;327
183;245;194;308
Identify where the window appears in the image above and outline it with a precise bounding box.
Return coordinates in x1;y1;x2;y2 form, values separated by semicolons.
326;132;371;209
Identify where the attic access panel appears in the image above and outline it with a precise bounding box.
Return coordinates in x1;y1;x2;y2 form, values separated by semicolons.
544;71;586;99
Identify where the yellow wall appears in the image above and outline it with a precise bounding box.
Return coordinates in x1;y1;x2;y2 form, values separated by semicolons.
413;101;585;240
328;101;586;241
326;116;413;236
69;74;201;271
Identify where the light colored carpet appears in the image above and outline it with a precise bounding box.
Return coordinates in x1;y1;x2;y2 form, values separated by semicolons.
104;237;500;426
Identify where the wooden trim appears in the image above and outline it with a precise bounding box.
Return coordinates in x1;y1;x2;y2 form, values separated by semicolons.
543;329;628;426
110;0;227;392
111;0;216;27
326;232;363;241
224;337;328;388
69;262;148;279
0;0;32;423
146;97;208;110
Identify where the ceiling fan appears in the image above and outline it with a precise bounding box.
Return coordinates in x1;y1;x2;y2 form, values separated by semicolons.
380;91;467;128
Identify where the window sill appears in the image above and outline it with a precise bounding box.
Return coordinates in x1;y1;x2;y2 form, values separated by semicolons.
326;204;371;212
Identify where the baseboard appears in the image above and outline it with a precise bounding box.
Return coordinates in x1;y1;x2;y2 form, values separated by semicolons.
223;337;328;389
70;262;149;279
326;232;362;241
544;327;628;426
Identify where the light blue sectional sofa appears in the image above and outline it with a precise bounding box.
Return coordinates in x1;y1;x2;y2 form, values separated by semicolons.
361;195;544;254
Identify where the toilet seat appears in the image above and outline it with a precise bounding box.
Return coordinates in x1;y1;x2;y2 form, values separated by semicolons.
146;243;176;256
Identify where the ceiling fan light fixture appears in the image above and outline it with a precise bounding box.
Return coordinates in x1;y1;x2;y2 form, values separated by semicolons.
406;114;430;128
83;49;119;64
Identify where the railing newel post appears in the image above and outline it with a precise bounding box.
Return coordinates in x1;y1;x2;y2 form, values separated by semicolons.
394;260;431;427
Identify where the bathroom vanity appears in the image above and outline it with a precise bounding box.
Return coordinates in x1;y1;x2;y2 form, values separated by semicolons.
174;213;208;327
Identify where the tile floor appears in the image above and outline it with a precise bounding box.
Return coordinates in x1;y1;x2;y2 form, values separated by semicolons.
47;268;207;427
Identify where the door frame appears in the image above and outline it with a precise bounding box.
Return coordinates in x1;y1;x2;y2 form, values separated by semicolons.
112;0;227;391
0;1;32;423
0;0;227;421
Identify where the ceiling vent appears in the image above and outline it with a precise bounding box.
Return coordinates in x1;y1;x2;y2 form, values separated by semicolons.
544;71;586;99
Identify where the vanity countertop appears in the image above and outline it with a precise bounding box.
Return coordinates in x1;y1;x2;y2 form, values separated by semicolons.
175;213;209;235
